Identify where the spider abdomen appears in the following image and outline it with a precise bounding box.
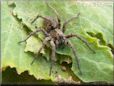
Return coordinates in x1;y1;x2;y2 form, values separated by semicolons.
49;29;65;46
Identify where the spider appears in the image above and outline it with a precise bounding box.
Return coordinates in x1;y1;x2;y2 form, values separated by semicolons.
18;3;95;76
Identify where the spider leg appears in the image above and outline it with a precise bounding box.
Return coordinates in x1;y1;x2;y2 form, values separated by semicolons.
66;34;95;53
62;13;80;32
18;29;48;44
31;37;51;65
49;39;57;76
31;14;51;24
45;1;61;29
66;41;82;75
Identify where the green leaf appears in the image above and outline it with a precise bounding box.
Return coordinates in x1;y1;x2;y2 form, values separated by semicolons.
1;1;79;84
2;66;54;85
2;0;113;83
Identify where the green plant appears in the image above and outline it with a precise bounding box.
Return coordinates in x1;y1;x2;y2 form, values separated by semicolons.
1;0;113;84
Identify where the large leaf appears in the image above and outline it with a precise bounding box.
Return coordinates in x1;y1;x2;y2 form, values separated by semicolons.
2;1;79;84
2;0;113;83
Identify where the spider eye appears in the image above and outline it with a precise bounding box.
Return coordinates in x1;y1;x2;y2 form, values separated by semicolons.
48;24;53;27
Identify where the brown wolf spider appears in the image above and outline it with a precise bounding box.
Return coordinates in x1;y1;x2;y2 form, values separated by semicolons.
18;3;95;75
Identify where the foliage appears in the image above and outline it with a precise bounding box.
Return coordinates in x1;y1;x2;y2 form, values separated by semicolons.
1;0;113;84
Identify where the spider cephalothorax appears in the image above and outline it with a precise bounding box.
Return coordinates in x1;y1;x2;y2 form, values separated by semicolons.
18;3;95;75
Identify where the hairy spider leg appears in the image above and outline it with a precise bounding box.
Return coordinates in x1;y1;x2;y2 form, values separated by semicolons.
67;41;82;75
31;14;52;24
66;34;96;53
62;13;80;32
18;29;47;44
31;37;51;65
45;1;61;29
49;40;57;76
